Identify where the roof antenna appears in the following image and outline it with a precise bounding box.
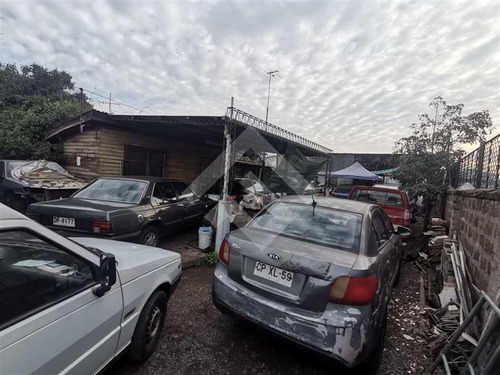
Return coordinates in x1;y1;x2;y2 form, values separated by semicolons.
311;194;317;217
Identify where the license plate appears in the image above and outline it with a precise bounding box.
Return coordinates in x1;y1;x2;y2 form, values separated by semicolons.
53;216;75;227
253;261;293;287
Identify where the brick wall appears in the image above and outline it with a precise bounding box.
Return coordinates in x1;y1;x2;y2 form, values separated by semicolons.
444;189;500;298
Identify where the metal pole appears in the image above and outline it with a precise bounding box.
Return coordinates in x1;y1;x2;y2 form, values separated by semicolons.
265;70;278;128
215;97;234;253
222;97;233;200
475;141;485;188
430;295;485;372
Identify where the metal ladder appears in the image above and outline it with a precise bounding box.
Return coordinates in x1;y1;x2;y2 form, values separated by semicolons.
430;290;500;374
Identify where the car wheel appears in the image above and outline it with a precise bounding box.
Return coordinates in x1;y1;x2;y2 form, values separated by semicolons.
354;308;388;374
140;226;160;247
128;290;168;363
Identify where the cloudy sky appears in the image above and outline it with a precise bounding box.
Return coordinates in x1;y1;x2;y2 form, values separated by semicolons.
1;0;499;153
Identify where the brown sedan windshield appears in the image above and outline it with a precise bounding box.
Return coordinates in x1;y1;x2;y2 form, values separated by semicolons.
74;179;147;203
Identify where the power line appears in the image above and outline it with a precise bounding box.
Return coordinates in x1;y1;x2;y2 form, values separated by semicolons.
79;87;150;114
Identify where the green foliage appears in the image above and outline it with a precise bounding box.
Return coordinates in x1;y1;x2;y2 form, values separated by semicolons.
394;97;493;200
0;63;91;160
201;252;218;267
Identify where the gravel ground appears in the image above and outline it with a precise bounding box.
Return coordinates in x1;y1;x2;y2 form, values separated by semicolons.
107;259;434;375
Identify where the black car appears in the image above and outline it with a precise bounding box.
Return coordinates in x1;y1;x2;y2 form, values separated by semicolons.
26;177;215;247
0;160;86;212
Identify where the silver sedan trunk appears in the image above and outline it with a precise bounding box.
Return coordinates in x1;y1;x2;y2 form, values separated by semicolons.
213;196;403;370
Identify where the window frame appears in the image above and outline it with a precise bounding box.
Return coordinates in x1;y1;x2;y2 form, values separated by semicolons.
123;144;167;177
0;227;98;331
151;182;179;206
371;210;392;247
171;181;198;201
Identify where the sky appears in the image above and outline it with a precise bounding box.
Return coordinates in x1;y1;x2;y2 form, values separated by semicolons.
1;0;499;153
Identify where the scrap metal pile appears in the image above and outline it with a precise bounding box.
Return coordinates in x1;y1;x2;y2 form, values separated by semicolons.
416;218;499;374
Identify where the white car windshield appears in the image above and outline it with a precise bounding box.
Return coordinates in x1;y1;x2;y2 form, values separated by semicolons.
249;202;362;252
74;179;147;204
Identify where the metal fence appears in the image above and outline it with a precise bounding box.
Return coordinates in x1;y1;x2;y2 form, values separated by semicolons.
225;107;333;154
459;134;500;189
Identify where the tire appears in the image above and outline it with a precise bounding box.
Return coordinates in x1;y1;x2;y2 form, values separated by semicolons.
354;308;388;374
128;290;168;363
139;226;160;247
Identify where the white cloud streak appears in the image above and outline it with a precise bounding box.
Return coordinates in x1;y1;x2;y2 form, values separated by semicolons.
1;0;499;152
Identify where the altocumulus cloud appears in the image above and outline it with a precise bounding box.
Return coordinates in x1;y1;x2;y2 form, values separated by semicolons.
1;0;498;152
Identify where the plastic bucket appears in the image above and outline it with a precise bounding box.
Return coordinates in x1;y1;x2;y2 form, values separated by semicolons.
198;226;213;250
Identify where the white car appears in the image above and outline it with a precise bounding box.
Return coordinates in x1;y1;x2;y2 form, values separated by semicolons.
0;203;182;375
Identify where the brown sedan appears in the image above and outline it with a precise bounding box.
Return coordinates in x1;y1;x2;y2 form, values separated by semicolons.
26;177;215;246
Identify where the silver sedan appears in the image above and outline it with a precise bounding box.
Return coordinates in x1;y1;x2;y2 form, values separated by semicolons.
213;195;410;372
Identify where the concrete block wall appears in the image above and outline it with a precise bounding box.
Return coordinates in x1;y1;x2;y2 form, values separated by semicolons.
444;189;500;298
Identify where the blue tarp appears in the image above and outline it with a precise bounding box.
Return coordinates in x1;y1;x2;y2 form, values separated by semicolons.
327;162;382;181
371;167;399;175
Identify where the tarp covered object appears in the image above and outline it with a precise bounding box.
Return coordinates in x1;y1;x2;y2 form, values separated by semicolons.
328;162;382;181
264;145;326;195
11;160;87;190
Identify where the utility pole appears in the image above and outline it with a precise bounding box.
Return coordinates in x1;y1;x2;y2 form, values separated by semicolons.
79;88;84;132
265;69;278;127
109;93;112;114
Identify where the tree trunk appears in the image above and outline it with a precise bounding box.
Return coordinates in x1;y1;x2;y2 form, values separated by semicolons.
423;201;433;231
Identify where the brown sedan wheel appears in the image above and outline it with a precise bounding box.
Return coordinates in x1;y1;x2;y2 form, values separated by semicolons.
128;290;168;363
139;226;160;247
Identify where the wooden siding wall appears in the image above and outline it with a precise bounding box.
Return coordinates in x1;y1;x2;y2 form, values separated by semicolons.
61;130;100;181
97;127;221;186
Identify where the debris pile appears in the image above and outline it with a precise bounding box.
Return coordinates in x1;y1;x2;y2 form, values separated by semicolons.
416;217;481;373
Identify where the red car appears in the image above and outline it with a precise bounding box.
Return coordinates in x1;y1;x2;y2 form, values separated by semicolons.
348;185;412;226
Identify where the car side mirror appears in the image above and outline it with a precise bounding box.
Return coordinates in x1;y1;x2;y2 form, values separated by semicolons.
395;226;412;241
140;196;151;205
93;253;117;297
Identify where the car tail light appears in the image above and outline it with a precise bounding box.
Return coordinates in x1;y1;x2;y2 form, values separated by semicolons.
403;210;411;220
219;239;230;265
328;275;377;306
89;221;113;234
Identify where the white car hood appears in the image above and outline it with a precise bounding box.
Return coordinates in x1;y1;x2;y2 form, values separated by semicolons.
71;237;181;284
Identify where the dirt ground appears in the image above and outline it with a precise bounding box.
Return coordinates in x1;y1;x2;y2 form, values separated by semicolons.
107;259;434;375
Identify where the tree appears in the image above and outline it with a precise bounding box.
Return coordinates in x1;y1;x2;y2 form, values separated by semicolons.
393;97;493;227
0;63;91;160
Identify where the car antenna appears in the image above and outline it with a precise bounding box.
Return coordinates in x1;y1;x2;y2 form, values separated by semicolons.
311;194;317;217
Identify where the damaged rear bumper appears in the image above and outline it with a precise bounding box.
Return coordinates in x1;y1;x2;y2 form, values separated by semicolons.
212;264;376;368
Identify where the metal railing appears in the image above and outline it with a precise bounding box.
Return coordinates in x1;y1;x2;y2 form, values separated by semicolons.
459;134;500;189
225;107;333;154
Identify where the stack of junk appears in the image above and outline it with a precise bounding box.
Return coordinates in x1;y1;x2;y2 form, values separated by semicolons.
414;218;500;375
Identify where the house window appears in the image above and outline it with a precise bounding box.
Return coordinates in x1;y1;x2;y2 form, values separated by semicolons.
123;145;166;177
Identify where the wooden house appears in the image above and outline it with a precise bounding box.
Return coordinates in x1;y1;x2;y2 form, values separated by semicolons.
46;109;332;193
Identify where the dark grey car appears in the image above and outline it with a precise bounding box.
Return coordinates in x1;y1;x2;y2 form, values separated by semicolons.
213;195;411;372
26;177;215;246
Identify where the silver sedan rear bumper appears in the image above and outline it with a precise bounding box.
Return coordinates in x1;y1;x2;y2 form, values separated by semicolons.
212;264;376;368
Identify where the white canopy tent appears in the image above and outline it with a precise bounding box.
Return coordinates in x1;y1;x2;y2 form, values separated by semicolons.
327;162;382;181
